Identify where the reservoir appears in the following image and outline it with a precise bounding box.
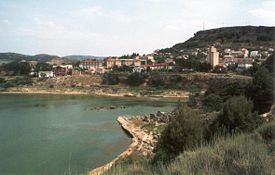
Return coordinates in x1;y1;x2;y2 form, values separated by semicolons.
0;94;176;175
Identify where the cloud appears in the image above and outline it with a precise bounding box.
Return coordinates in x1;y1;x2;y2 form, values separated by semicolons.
0;0;273;56
249;9;275;18
72;6;130;23
248;0;275;20
1;19;11;25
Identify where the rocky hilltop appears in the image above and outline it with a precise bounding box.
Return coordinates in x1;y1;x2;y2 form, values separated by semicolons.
159;26;275;53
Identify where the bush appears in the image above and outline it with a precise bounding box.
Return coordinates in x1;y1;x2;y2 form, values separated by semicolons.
153;104;204;162
212;65;227;74
197;62;212;72
219;82;247;101
254;122;275;144
169;134;273;175
102;73;120;85
14;77;33;85
126;72;148;86
202;94;223;112
246;66;274;114
105;123;275;175
210;96;263;135
148;76;166;88
0;78;5;84
2;81;15;88
3;61;31;75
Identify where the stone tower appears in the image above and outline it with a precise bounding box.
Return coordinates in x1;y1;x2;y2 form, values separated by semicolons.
207;46;219;68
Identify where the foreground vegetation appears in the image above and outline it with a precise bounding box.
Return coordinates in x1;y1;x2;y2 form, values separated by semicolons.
105;121;275;175
104;55;274;175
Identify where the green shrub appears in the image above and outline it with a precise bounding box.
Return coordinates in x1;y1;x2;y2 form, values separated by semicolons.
102;73;120;85
168;135;273;175
153;104;204;162
148;76;166;88
219;82;247;101
126;72;148;86
14;77;33;85
254;122;275;144
3;61;31;75
2;81;15;88
202;94;223;112
0;78;5;84
210;96;263;135
246;66;274;114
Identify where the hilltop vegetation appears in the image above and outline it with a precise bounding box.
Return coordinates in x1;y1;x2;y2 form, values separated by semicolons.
159;26;275;54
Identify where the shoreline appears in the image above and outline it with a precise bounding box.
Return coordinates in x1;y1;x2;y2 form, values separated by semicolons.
89;117;142;175
0;90;189;99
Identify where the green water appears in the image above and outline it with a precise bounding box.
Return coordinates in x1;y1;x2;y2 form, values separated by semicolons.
0;94;176;175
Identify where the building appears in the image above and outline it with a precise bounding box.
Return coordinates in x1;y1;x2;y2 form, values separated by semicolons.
141;63;173;71
52;64;73;76
106;57;123;68
207;46;219;68
120;59;134;66
241;48;249;58
223;55;237;67
250;51;260;58
79;60;103;70
38;71;54;78
237;58;254;70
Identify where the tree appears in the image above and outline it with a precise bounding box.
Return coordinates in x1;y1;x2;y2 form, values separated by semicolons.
3;61;31;75
197;62;212;72
112;65;133;72
0;78;5;84
202;94;223;112
35;63;53;72
212;65;227;74
262;54;274;75
219;82;247;101
126;72;148;86
210;96;262;135
154;104;204;162
102;73;120;85
176;58;199;70
246;67;274;114
154;55;166;63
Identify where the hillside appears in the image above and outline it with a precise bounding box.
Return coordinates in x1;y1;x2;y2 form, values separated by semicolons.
0;52;105;65
159;26;275;53
0;53;32;61
0;52;74;64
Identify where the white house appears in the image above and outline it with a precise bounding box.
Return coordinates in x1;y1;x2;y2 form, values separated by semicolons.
237;58;254;70
250;51;260;58
38;71;54;78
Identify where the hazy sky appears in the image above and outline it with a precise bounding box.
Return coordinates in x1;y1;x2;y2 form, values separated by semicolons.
0;0;274;56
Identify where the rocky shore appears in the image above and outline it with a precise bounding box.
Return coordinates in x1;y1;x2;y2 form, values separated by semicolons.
89;111;175;175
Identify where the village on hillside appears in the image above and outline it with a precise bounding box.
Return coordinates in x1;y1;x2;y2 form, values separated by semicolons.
0;45;273;79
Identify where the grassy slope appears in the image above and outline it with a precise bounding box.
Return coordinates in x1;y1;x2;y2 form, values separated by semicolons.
105;122;275;175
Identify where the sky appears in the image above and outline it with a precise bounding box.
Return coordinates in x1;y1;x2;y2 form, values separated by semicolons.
0;0;274;56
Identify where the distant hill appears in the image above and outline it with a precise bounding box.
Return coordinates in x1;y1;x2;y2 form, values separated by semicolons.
159;26;275;53
63;55;106;61
33;54;60;63
0;52;106;65
0;52;32;61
